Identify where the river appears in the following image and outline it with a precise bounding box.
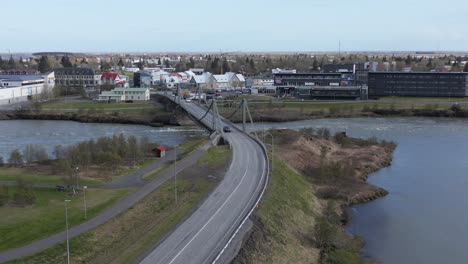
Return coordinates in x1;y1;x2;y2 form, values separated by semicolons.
251;117;468;264
0;120;205;160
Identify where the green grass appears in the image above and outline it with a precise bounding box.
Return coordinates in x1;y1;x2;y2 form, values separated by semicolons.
0;186;132;251
0;167;103;186
379;96;468;102
8;145;232;264
198;146;231;168
42;101;152;110
238;157;318;263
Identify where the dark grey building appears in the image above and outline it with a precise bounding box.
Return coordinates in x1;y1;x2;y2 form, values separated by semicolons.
54;67;98;87
274;73;367;100
368;72;468;98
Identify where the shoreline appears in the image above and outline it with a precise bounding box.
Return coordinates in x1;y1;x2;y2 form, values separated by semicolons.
233;129;396;264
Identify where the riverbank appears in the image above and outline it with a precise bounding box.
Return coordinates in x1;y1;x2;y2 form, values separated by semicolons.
222;100;468;123
0;97;196;127
234;129;395;264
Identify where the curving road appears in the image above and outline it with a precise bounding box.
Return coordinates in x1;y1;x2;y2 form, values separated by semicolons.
139;97;268;264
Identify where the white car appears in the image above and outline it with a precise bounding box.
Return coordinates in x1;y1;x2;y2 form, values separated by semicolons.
185;99;192;103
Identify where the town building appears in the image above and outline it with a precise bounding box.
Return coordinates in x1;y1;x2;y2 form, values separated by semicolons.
55;67;98;87
213;74;230;90
101;72;129;88
98;87;150;102
368;72;468;98
274;72;367;100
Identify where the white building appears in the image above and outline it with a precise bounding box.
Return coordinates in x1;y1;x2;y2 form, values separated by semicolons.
213;74;230;90
98;87;150;102
0;72;55;105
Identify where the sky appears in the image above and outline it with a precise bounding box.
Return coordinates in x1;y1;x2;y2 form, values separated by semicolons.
1;0;467;52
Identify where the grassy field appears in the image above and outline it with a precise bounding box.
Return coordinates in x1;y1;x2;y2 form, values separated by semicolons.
42;101;152;110
7;145;231;264
0;167;103;186
235;157;319;263
0;186;132;251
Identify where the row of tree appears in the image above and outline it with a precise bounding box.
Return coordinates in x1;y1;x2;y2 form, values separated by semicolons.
54;134;154;186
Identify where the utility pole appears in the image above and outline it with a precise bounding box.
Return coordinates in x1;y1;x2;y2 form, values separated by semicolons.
64;200;71;264
242;99;246;132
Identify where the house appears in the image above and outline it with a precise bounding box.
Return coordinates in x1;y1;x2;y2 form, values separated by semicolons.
152;146;167;158
224;72;246;89
101;72;128;88
213;74;230;90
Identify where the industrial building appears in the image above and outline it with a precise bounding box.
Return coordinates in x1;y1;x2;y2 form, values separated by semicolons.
274;72;367;100
368;72;468;98
0;73;55;105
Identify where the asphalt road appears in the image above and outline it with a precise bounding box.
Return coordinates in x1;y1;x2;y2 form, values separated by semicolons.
139;97;268;264
0;145;210;263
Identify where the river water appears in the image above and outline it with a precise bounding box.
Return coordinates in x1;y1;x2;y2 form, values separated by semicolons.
251;117;468;264
0;120;205;160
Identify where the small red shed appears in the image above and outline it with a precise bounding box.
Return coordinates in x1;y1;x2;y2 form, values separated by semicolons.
152;145;167;158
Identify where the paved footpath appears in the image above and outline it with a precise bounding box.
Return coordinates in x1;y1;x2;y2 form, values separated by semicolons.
0;144;210;263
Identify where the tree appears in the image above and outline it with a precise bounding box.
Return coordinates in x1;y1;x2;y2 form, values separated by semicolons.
187;57;195;68
8;149;23;166
222;58;231;74
23;144;49;163
13;177;36;206
0;56;4;70
61;56;73;67
164;59;170;68
464;63;468;72
37;56;51;73
0;156;3;167
312;58;319;71
8;55;16;69
117;58;124;68
127;136;142;166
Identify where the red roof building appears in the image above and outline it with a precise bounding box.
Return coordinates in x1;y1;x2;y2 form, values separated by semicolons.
152;145;167;158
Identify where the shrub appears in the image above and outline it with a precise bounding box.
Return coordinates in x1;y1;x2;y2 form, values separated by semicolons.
0;186;9;206
13;177;36;206
317;128;331;139
334;132;351;147
314;217;337;249
451;103;462;113
300;127;315;137
326;249;363;264
8;149;23;166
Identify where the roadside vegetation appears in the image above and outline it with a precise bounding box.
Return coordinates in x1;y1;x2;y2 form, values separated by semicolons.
0;186;131;251
7;145;232;264
235;129;395;264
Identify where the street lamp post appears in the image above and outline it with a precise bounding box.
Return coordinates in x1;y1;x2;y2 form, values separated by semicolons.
264;131;274;172
64;199;71;264
83;186;87;219
174;147;178;204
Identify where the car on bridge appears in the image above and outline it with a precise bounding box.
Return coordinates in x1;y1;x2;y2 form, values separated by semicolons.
223;126;232;133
